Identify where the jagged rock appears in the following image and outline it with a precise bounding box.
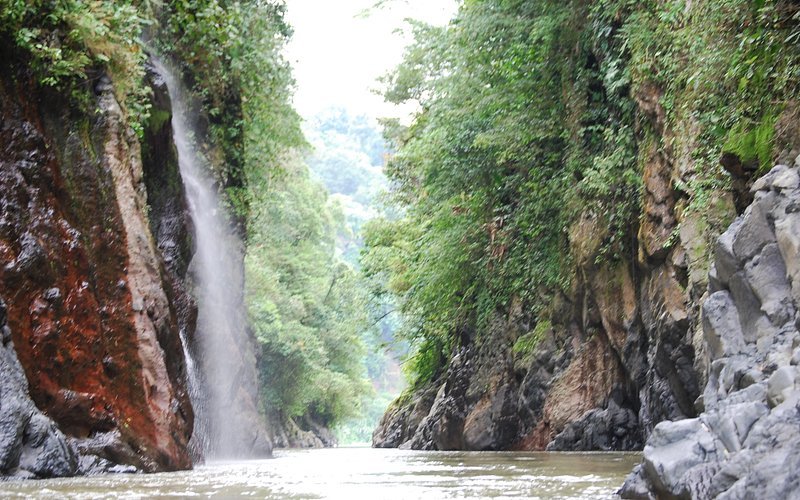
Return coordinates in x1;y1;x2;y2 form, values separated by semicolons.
766;366;795;407
639;418;720;499
703;291;746;358
622;165;800;498
373;383;438;448
0;49;192;474
745;243;794;326
546;400;641;451
407;348;473;450
750;164;788;192
772;169;799;190
463;380;518;450
732;200;775;263
774;211;800;305
0;299;77;478
715;219;743;286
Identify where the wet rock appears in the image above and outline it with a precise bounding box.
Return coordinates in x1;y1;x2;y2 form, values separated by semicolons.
0;299;77;478
624;165;800;498
0;48;193;474
619;465;656;500
463;382;517;450
546;400;641;451
77;454;137;475
702;292;745;358
408;348;473;451
373;383;438;448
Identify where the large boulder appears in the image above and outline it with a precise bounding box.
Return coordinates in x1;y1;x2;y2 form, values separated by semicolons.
621;165;800;498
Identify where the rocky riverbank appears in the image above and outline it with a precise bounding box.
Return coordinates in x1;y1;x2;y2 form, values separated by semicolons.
620;164;800;498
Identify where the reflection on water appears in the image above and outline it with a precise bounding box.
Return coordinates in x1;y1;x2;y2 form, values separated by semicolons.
0;448;639;499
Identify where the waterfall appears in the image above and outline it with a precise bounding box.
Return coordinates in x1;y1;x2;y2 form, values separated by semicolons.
150;57;254;460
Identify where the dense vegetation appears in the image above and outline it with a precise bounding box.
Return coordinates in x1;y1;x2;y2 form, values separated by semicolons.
246;154;370;430
364;0;800;387
0;0;375;440
0;0;152;133
7;0;800;448
302;110;405;443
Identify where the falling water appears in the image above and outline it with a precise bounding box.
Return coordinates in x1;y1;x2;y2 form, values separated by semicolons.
150;57;251;460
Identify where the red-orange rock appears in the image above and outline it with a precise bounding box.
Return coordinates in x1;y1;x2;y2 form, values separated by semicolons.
0;66;192;472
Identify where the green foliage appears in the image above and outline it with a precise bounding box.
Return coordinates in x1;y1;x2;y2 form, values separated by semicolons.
1;0;151;135
160;0;304;218
299;108;407;442
620;0;800;210
363;0;641;385
512;320;550;359
401;337;448;389
366;0;800;387
246;157;370;427
723;112;778;173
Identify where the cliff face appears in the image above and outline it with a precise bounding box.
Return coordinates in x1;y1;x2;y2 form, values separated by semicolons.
621;164;800;499
373;83;735;453
0;56;193;475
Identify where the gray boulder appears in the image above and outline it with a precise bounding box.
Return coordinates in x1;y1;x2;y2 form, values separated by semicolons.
0;299;77;478
622;165;800;498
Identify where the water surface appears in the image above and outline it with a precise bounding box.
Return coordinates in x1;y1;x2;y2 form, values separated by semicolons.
1;448;639;499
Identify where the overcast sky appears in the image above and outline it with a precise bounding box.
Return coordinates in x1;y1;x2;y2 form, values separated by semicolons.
284;0;457;121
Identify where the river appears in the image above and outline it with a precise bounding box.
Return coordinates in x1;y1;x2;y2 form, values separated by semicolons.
0;448;639;499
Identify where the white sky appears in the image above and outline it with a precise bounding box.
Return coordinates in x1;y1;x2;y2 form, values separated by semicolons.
284;0;457;121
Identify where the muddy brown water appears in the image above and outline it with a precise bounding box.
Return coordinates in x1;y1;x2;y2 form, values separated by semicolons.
0;448;641;499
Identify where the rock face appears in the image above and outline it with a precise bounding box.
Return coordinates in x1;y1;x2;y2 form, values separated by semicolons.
374;299;646;452
620;164;800;499
373;84;731;454
0;299;77;478
268;412;337;449
0;53;193;473
373;175;708;453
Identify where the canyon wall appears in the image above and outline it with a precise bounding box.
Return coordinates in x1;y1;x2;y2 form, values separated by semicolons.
0;55;194;475
373;81;730;453
374;84;800;499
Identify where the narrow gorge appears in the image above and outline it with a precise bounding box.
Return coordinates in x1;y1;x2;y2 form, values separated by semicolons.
1;0;800;498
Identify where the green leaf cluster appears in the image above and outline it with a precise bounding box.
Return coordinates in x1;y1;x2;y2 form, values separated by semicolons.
620;0;800;195
1;0;152;135
246;156;370;426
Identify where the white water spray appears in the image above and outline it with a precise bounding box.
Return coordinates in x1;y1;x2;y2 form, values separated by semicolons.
150;57;256;460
